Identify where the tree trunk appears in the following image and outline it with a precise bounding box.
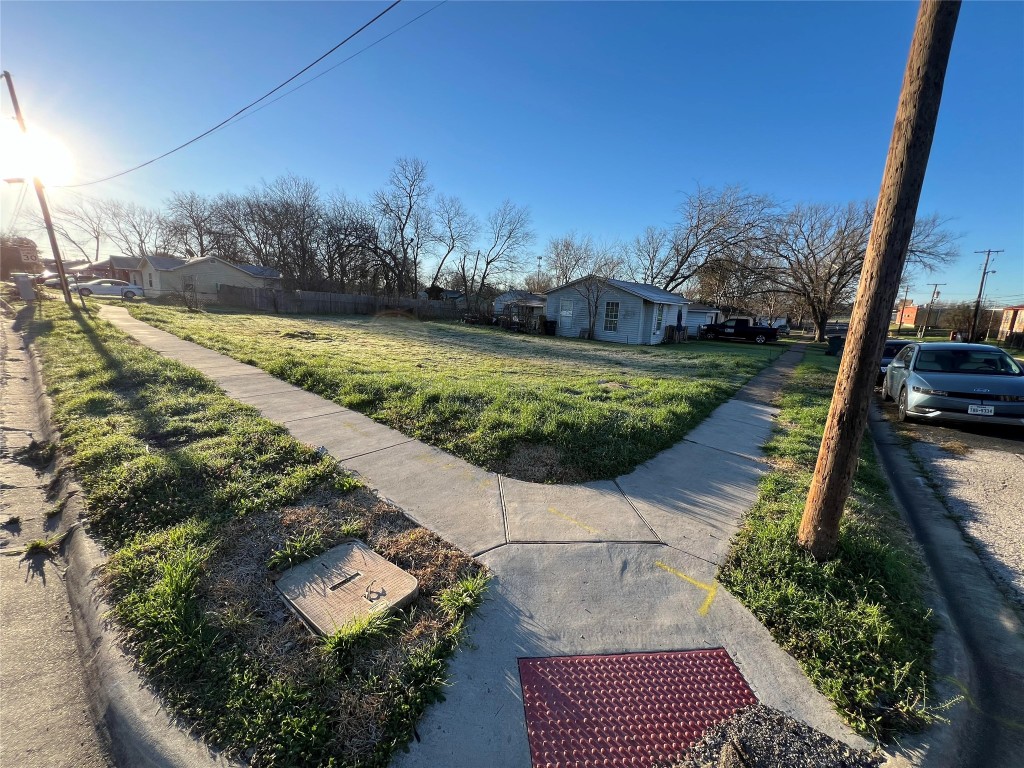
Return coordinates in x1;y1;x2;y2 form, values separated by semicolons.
813;315;829;342
798;0;960;560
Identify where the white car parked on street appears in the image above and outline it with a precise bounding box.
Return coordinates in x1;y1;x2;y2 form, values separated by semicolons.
76;279;145;299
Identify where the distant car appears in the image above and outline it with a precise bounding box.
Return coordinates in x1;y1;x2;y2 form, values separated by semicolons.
43;275;78;288
76;279;144;299
877;339;914;385
882;342;1024;427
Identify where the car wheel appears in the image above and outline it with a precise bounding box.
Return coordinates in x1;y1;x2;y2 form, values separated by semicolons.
897;387;911;422
122;290;135;300
754;334;767;344
78;288;92;297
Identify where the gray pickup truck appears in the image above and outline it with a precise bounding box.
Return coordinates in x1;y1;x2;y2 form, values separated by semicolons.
701;318;779;344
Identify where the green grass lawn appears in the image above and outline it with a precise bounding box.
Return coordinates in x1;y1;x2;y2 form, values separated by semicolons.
719;347;939;740
23;301;485;767
125;304;779;482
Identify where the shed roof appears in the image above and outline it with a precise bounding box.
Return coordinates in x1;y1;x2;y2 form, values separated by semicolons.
498;290;547;302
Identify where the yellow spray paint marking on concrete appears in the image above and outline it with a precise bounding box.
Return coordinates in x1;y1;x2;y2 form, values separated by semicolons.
655;560;718;616
547;506;602;535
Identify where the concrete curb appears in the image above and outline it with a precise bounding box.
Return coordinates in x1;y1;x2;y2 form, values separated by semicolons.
19;310;236;768
868;405;1023;768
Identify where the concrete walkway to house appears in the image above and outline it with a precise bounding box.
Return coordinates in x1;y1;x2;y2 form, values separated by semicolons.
98;306;868;764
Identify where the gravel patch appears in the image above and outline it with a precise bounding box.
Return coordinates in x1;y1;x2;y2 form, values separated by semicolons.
672;705;881;768
912;442;1024;613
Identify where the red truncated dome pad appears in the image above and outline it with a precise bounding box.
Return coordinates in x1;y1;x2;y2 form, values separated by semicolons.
518;648;757;768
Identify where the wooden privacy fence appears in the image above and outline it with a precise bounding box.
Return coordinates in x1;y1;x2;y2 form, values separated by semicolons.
216;284;466;320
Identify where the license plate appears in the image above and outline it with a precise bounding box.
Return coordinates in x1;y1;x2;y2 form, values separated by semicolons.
968;405;994;416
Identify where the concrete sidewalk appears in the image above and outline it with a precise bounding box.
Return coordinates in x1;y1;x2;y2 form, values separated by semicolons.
97;307;867;763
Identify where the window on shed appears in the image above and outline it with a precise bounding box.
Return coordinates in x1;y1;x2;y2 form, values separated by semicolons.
147;273;153;287
559;298;573;318
655;305;664;332
604;301;620;332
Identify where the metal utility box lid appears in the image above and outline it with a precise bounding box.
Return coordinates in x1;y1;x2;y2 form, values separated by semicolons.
276;540;418;636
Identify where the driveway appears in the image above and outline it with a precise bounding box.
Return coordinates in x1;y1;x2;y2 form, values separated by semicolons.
877;397;1024;614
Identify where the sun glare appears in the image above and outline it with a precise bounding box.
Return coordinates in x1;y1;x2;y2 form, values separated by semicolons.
0;118;75;187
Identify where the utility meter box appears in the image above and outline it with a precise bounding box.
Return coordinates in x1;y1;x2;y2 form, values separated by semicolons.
276;539;418;636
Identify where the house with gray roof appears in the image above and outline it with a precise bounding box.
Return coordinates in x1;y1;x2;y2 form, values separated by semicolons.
544;277;689;345
138;254;282;301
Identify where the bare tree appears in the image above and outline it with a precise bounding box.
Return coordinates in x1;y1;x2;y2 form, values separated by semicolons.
426;194;478;290
625;226;672;285
457;199;534;308
35;196;108;263
524;271;554;293
164;191;219;260
768;202;959;341
654;185;777;292
767;203;872;341
321;193;379;293
372;157;433;296
103;200;171;258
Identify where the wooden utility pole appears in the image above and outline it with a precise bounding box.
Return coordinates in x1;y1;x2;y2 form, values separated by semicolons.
967;249;1001;341
798;0;960;560
895;283;911;336
919;282;945;337
2;70;74;307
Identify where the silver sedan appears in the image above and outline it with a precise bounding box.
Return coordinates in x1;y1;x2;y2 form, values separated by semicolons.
76;279;145;299
882;342;1024;427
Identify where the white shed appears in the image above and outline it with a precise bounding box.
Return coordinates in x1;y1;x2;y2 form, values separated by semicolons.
683;303;725;336
493;290;547;316
544;277;689;345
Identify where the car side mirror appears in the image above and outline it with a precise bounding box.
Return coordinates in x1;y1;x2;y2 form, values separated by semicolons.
890;359;907;369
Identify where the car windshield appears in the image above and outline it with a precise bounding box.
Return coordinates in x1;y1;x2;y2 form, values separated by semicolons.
913;348;1023;376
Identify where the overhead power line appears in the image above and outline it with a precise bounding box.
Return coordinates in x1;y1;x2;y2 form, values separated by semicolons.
61;0;403;189
215;1;447;135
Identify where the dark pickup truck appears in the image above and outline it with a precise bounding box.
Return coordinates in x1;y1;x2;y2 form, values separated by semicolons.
701;318;778;344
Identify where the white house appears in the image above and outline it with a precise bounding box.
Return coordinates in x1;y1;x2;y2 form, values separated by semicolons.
139;255;282;301
544;277;689;345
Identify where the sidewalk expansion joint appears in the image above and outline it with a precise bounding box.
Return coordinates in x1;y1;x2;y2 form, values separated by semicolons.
496;474;511;546
613;478;663;543
662;542;721;568
335;439;416;463
682;438;766;464
472;541;508;558
504;539;665;546
281;409;348;425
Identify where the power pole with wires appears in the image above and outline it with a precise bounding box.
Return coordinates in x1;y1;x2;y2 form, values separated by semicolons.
919;282;945;338
895;283;912;336
2;70;75;308
798;0;961;560
967;249;1002;341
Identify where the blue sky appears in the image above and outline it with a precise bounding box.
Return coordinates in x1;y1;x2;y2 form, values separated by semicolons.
2;1;1022;306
